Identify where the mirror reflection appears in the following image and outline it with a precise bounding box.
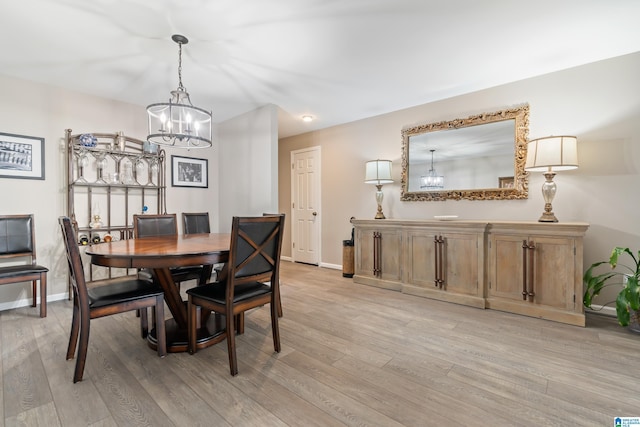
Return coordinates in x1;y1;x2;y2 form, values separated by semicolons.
401;105;529;201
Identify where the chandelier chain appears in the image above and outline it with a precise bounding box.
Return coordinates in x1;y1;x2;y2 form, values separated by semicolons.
177;41;185;91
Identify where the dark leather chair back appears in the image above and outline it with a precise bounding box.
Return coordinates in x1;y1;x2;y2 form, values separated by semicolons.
232;215;285;281
133;214;178;238
182;212;210;234
0;214;35;257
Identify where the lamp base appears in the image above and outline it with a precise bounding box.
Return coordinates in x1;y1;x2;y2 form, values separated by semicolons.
538;212;558;223
538;172;559;223
374;184;386;219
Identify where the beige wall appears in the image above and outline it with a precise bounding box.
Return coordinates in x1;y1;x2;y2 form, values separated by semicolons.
279;52;640;307
218;104;279;232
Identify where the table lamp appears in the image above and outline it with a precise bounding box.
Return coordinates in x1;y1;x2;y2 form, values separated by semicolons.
365;159;393;219
525;135;578;222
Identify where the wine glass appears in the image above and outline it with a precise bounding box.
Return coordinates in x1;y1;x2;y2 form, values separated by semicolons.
75;150;89;183
148;157;159;186
95;152;108;184
134;157;146;185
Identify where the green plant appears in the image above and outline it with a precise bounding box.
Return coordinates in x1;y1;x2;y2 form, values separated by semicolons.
583;247;640;327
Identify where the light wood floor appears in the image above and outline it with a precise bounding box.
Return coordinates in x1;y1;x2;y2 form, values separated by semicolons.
2;261;639;426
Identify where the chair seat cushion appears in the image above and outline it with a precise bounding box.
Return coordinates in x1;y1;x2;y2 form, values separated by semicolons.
88;276;163;308
0;264;49;279
187;281;271;304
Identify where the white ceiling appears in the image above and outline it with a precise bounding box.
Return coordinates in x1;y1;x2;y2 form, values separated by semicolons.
2;0;639;138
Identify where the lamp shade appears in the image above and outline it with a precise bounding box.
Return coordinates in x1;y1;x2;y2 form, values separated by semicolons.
365;160;393;184
525;136;578;172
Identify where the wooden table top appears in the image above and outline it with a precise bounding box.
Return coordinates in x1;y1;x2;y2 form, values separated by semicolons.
86;233;231;269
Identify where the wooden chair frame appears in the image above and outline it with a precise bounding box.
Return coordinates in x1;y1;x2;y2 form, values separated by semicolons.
187;215;285;375
0;214;48;317
59;216;166;383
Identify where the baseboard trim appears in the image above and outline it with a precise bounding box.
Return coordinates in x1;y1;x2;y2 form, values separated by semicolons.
585;304;616;317
319;262;341;270
0;292;68;312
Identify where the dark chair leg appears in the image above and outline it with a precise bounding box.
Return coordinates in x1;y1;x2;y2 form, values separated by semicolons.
39;273;47;318
31;280;37;307
139;308;149;338
154;296;167;357
271;300;281;353
276;292;283;318
227;310;238;376
235;313;244;335
66;296;80;360
187;297;197;354
73;311;91;383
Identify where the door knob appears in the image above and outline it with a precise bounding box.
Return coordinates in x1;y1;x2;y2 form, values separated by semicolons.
312;211;317;216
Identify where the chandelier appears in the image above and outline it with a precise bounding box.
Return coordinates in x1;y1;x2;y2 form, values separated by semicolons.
420;149;444;189
146;35;212;149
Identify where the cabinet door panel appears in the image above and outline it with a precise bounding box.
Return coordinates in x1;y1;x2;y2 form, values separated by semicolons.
354;228;402;282
490;234;524;301
532;236;574;309
406;233;436;287
354;228;375;278
379;230;402;281
443;233;479;295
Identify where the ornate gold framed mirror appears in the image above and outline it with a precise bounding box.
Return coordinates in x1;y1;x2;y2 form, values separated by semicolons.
400;104;529;201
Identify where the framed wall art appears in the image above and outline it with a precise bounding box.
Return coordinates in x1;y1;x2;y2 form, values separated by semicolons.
171;155;208;188
0;132;45;180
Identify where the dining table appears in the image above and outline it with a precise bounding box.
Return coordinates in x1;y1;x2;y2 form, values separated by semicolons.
86;232;230;353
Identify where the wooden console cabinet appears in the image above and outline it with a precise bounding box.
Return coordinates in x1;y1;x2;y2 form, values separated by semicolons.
352;219;589;326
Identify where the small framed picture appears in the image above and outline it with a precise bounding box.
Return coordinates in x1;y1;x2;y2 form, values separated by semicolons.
171;155;208;188
0;132;45;180
499;176;515;189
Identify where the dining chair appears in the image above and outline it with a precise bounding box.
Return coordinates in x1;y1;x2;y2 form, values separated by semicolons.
133;213;208;287
59;216;166;383
186;215;285;376
182;212;220;282
182;212;210;234
0;214;48;317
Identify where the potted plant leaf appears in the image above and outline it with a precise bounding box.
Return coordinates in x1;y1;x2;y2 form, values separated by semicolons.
583;247;640;331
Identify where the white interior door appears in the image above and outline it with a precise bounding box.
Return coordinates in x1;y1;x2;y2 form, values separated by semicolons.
291;147;321;265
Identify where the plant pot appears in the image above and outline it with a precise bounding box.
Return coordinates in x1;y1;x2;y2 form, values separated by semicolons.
629;310;640;334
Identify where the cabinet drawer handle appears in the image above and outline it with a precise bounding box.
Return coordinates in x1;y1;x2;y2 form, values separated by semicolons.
522;240;536;301
373;231;381;276
522;240;528;300
434;235;445;289
527;241;536;300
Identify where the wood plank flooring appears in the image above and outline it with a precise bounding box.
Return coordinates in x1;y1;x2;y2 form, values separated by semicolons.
2;261;640;426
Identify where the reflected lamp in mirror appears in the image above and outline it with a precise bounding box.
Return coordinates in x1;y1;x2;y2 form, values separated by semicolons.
365;160;393;219
420;149;444;190
525;135;578;222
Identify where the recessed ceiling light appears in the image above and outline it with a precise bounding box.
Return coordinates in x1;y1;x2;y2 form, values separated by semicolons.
302;115;313;122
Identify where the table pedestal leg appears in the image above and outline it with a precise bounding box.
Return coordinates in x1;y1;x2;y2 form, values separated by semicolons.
147;315;227;353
